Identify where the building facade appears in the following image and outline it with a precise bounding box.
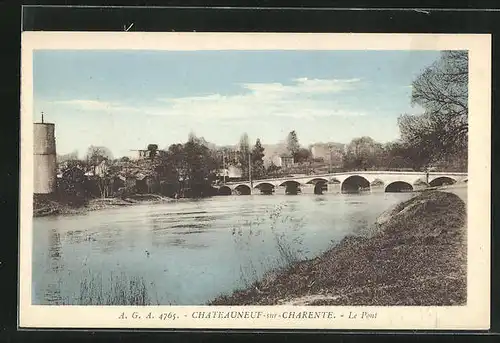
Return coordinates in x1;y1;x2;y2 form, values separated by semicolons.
279;155;295;169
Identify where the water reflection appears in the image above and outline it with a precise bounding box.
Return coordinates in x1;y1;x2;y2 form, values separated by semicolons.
42;229;65;305
44;279;64;305
172;230;207;235
33;192;413;305
95;227;125;254
170;223;209;230
48;229;63;272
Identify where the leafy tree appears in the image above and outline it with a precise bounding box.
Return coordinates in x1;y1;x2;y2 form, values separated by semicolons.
181;134;219;197
251;138;266;179
294;148;312;164
381;141;418;170
398;50;468;170
342;136;383;170
238;133;250;180
57;162;88;206
157;137;220;197
286;130;300;156
147;144;159;159
267;162;282;177
167;143;187;176
156;144;187;194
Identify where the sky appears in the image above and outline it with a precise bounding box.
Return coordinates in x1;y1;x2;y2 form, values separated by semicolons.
33;50;441;159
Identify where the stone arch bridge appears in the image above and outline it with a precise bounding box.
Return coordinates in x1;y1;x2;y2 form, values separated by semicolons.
217;171;467;195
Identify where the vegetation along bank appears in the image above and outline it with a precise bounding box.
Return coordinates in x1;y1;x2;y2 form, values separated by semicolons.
210;190;467;306
33;193;172;217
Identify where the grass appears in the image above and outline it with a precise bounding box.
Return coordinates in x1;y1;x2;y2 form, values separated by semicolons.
228;203;308;294
77;271;158;306
210;190;467;306
268;204;308;267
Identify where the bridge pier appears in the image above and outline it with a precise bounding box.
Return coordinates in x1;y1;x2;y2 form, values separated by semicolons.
300;184;315;195
274;187;286;195
370;185;385;193
249;188;260;195
413;184;429;192
324;184;341;194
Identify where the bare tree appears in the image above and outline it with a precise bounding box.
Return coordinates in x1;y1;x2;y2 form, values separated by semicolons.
399;51;468;169
57;150;79;163
86;145;113;173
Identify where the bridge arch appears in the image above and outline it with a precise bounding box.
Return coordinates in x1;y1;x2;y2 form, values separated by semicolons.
278;180;302;187
341;175;370;193
385;181;413;193
306;178;329;185
279;180;302;195
306;178;329;195
234;184;251;195
254;182;275;195
254;182;275;189
429;176;457;187
218;185;232;195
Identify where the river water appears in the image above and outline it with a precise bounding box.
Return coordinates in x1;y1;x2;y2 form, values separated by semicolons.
32;191;414;305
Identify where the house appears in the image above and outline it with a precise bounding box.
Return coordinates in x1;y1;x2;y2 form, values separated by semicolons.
82;159;110;177
94;160;109;177
218;166;243;182
132;144;161;160
262;142;288;168
279;154;295;169
134;149;157;160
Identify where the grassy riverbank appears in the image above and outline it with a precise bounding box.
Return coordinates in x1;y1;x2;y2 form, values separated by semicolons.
210;190;467;306
33;194;173;217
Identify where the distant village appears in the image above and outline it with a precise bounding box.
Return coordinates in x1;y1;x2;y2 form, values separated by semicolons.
55;139;347;200
58;140;347;179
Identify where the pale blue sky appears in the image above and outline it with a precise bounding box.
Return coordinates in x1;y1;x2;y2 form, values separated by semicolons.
33;50;441;158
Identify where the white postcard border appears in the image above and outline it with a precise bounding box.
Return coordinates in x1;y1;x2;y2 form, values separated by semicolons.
19;32;491;330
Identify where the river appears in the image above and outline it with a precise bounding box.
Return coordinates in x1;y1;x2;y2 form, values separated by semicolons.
32;191;414;305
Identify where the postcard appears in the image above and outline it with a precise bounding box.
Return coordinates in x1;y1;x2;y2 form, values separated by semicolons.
19;32;491;330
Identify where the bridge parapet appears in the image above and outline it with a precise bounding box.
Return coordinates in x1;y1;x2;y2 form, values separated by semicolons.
222;171;467;189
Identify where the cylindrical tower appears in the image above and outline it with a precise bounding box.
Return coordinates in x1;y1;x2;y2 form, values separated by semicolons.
33;122;57;194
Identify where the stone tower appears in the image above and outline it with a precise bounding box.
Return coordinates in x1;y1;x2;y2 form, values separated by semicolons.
33;117;57;194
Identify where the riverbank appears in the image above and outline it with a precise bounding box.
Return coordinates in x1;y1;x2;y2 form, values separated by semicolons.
210;190;467;306
33;194;174;217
